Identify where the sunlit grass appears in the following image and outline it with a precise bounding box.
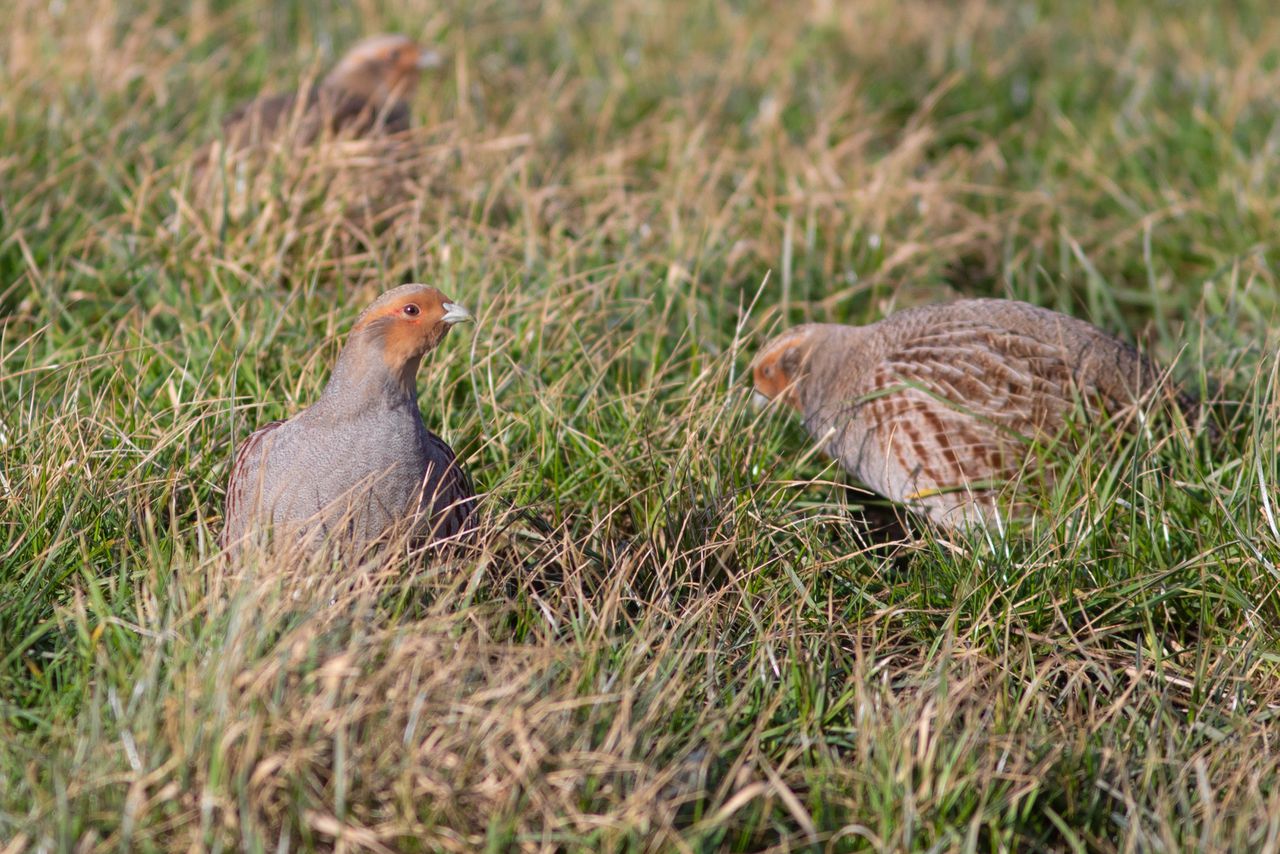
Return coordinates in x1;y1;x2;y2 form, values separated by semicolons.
2;0;1279;849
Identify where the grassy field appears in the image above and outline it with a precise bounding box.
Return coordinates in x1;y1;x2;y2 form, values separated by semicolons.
3;0;1280;849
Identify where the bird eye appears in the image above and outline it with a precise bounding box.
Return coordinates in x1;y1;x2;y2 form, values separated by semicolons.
402;304;420;317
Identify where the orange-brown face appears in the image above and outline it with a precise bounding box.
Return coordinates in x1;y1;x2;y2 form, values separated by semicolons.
328;35;441;102
751;329;813;411
352;285;472;370
377;40;432;96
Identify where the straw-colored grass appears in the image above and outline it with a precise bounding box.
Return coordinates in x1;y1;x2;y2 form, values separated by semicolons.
2;0;1279;850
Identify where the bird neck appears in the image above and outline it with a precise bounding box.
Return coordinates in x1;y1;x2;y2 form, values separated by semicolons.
799;325;876;422
320;71;408;109
316;338;422;419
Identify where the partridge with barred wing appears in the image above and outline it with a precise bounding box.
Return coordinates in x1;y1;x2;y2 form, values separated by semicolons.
221;285;475;557
752;298;1197;529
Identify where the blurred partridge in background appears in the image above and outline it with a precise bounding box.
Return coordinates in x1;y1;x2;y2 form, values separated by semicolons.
187;33;443;228
752;298;1200;529
211;34;440;154
221;284;475;558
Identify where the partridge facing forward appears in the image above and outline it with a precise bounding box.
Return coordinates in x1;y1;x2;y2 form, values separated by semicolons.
211;34;441;154
752;298;1195;528
221;284;475;557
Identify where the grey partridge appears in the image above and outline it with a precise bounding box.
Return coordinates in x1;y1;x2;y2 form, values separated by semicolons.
221;284;475;557
215;33;441;150
752;298;1197;529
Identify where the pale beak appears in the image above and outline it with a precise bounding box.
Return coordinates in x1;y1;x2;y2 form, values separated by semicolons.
751;391;771;410
441;302;473;325
416;49;443;70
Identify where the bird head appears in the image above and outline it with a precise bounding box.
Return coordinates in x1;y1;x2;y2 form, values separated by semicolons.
751;326;818;411
350;284;472;375
324;34;443;105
